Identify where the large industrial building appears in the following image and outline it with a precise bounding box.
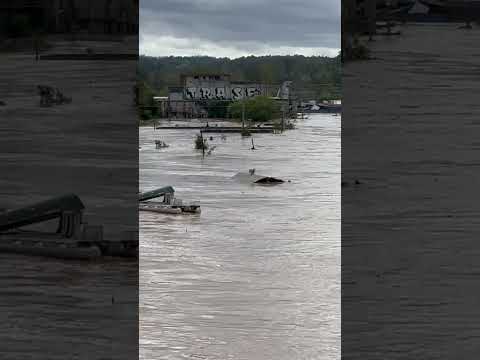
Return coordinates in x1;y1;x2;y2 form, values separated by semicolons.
0;0;138;35
159;74;295;119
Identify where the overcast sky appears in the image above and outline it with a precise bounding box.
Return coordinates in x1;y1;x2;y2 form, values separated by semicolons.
140;0;340;58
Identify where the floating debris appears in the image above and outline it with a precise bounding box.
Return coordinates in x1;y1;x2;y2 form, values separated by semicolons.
139;187;201;214
37;85;72;107
155;140;169;149
232;169;284;185
207;145;217;156
255;177;284;184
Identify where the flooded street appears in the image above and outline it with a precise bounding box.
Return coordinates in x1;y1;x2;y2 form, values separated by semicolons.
140;114;340;359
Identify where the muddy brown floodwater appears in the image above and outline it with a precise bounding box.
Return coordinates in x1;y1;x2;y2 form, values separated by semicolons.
343;23;480;359
140;114;340;360
0;39;138;359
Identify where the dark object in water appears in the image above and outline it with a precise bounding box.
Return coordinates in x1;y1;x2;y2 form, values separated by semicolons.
0;101;6;106
255;177;284;184
37;85;72;107
195;134;208;150
233;169;284;185
155;140;169;149
341;181;349;187
355;179;362;185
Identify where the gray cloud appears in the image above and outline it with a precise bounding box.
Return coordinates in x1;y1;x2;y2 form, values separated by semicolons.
140;0;340;58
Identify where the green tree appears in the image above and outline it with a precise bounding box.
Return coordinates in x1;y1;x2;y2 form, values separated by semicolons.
137;80;156;106
228;96;279;123
199;100;232;118
8;15;32;37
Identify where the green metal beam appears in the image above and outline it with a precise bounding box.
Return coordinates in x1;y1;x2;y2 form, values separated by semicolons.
139;187;175;202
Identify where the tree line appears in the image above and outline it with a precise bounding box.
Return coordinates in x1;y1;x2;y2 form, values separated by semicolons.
138;54;341;101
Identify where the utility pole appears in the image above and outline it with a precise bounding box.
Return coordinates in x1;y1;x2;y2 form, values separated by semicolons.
167;100;170;122
242;99;246;129
34;35;39;61
200;131;205;158
366;0;376;42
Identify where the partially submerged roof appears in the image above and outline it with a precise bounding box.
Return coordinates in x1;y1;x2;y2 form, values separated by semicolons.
232;172;284;185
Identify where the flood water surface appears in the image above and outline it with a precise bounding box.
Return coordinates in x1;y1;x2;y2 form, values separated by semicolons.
140;114;340;360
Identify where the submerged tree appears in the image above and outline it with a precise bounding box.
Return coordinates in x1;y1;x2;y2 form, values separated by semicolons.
195;134;208;150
